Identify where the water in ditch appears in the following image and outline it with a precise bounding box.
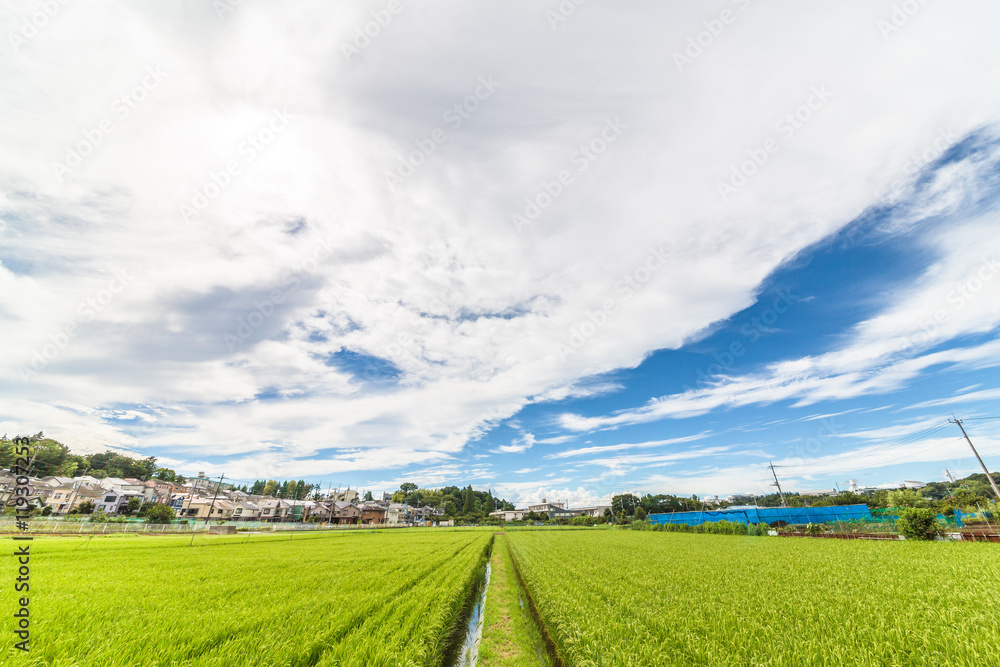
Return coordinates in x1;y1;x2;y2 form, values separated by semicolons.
449;560;491;667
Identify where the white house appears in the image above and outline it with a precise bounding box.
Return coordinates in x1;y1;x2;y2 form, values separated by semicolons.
93;487;144;514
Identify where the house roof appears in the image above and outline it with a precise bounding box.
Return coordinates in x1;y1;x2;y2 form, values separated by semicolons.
42;476;75;486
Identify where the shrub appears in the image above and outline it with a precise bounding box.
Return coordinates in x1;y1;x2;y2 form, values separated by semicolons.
143;504;176;524
806;523;822;536
896;508;943;540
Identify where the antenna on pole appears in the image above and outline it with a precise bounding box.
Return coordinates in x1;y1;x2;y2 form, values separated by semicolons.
768;461;787;507
950;414;1000;500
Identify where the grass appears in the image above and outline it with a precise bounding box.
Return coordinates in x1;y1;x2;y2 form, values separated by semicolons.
0;529;491;666
478;535;554;667
507;530;1000;666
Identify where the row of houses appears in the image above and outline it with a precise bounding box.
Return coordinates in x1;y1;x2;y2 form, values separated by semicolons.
0;470;450;525
489;499;612;521
0;472;159;515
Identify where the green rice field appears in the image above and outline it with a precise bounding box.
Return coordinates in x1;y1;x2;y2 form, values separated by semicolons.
506;530;1000;666
4;528;1000;666
0;530;491;667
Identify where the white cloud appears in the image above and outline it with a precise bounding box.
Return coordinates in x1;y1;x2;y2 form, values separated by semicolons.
559;198;1000;432
2;1;1000;481
545;432;712;459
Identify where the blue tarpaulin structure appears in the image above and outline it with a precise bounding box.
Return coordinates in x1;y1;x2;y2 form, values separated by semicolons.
649;504;874;527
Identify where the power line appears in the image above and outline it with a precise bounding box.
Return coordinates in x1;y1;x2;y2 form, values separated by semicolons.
950;415;1000;500
823;421;953;466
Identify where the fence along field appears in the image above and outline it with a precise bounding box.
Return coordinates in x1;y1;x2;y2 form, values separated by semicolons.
0;530;491;666
507;530;1000;666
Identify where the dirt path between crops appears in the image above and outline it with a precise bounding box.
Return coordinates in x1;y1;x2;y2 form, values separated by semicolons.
477;535;554;667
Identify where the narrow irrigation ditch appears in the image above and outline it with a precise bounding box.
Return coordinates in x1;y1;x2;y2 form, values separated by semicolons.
443;533;562;667
443;535;494;667
477;534;556;667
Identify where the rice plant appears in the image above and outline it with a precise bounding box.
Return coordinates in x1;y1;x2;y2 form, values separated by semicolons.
507;530;1000;666
0;530;491;666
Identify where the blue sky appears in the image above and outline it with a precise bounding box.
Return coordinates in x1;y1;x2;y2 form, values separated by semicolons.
2;1;1000;506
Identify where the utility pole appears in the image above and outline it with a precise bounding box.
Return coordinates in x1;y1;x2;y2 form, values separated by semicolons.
768;461;787;507
951;415;1000;500
191;473;224;546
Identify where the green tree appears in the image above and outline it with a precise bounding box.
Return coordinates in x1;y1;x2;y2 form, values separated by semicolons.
399;482;418;505
26;437;71;476
155;468;178;482
462;485;476;514
364;490;373;501
635;506;648;521
951;489;981;509
887;488;928;509
612;493;640;518
142;504;175;523
77;500;95;514
125;497;143;515
262;480;278;496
